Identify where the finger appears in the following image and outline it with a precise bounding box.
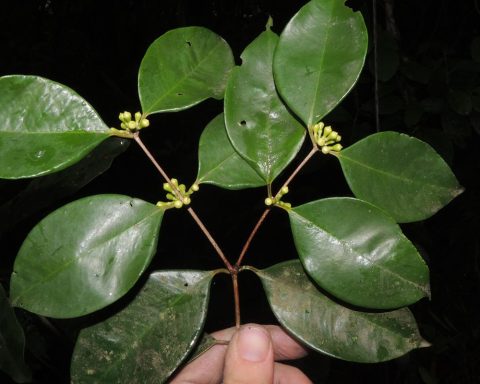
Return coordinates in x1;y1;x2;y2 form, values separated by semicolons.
223;324;274;384
274;362;313;384
212;325;308;361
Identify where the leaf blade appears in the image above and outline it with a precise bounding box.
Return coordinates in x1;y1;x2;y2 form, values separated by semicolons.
256;260;428;363
70;270;214;384
138;27;234;115
288;197;430;309
273;0;368;126
224;29;305;184
0;285;31;383
196;113;265;189
0;75;110;179
337;132;464;222
10;195;164;318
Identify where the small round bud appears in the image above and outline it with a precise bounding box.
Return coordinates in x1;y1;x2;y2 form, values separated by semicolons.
174;200;183;209
284;202;292;209
120;122;127;130
139;119;150;128
171;178;178;186
191;184;200;192
163;182;173;192
119;112;124;121
123;111;132;122
317;137;326;147
183;197;191;205
323;126;332;137
321;146;331;154
128;121;137;130
135;112;142;122
336;135;342;142
166;193;176;201
332;144;343;152
265;197;274;206
327;131;338;141
281;186;289;195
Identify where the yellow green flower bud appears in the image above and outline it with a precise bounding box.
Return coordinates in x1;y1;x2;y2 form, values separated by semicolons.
265;197;274;206
171;178;178;186
163;182;173;192
336;135;342;142
123;111;132;122
183;197;191;205
174;200;183;209
135;112;142;122
191;184;200;192
281;186;289;195
327;131;338;141
128;121;136;130
166;193;176;201
139;118;150;128
317;137;326;146
323;126;332;137
120;122;127;130
332;144;343;152
321;146;331;154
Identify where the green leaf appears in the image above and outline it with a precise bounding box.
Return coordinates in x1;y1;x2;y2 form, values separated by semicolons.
70;270;214;384
0;285;31;383
224;30;305;184
273;0;368;126
138;27;234;115
0;75;110;179
288;198;430;309
10;195;164;318
256;260;429;363
196;113;265;189
337;132;464;223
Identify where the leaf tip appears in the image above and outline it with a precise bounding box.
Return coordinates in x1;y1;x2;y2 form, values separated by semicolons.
419;339;432;349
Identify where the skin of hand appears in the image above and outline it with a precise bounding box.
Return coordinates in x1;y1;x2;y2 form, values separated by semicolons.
170;324;312;384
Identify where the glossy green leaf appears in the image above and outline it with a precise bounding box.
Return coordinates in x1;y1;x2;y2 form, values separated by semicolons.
10;195;164;318
337;132;464;223
273;0;368;126
0;285;31;383
289;198;430;309
256;260;429;363
70;270;214;384
224;29;305;183
0;75;110;179
196;113;265;189
138;27;234;115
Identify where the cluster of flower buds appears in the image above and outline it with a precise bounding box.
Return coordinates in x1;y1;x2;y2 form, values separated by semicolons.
118;111;150;131
264;186;292;209
312;122;342;154
156;179;199;209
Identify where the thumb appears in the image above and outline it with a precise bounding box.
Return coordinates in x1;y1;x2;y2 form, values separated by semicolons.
223;324;274;384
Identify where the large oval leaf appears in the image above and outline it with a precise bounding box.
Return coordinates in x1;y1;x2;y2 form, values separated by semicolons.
288;198;430;309
273;0;368;126
196;113;265;189
10;195;164;318
0;285;31;383
0;75;110;179
256;260;429;363
337;132;464;223
138;27;234;115
224;29;305;184
70;270;214;384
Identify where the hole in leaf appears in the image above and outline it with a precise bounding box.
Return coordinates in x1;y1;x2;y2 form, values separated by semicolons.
184;282;189;287
186;41;192;47
177;93;183;96
239;120;247;126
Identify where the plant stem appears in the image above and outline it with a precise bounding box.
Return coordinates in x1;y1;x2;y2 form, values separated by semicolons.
235;208;271;267
133;132;234;272
187;207;234;272
232;272;241;329
235;146;318;267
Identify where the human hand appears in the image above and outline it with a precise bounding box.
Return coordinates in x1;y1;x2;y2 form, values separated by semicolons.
170;324;312;384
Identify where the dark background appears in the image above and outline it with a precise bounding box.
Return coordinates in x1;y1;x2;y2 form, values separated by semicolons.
1;0;479;383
